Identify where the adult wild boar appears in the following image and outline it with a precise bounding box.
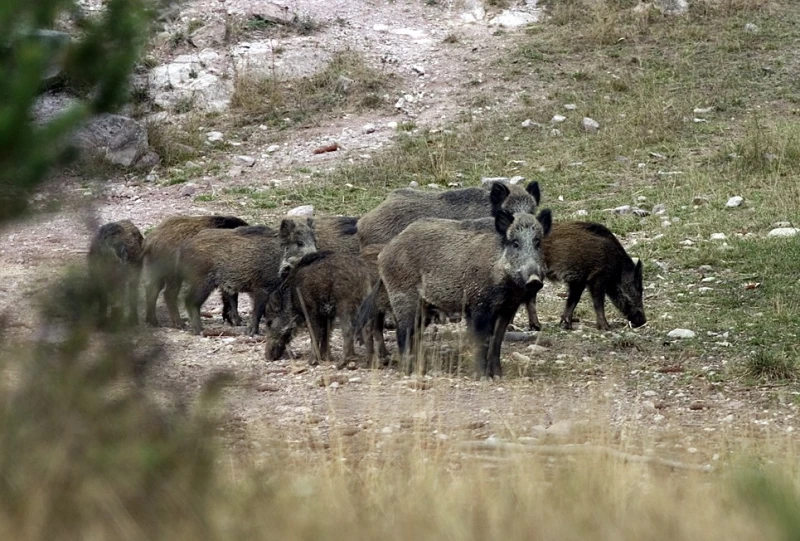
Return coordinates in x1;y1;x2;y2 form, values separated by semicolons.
356;181;541;248
264;251;376;367
178;219;317;335
143;215;248;327
526;221;646;331
373;208;552;378
315;216;360;255
87;219;144;325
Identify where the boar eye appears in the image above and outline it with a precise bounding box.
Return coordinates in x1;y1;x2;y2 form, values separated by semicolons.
511;240;520;249
296;241;304;247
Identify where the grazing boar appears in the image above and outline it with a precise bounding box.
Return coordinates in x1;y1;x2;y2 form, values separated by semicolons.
178;219;317;335
356;181;541;248
374;208;552;378
357;244;392;361
527;221;646;331
315;216;360;255
263;251;376;367
143;215;248;327
87;219;144;325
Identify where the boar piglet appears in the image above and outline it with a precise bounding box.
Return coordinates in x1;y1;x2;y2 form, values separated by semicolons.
87;219;144;326
376;208;552;379
528;221;646;331
264;251;376;368
177;219;317;335
143;214;248;327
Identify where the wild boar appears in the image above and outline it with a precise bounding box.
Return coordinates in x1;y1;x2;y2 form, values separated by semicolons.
372;208;552;378
87;219;144;325
178;219;317;335
315;216;360;255
143;215;248;327
263;251;376;368
356;181;541;248
527;221;646;331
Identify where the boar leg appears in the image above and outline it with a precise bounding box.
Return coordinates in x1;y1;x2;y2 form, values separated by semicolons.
487;311;513;379
389;292;421;375
222;292;242;326
249;291;269;336
306;316;328;365
164;276;184;328
374;312;391;364
588;281;612;331
144;273;164;326
127;267;141;325
340;314;358;368
525;298;541;331
185;279;216;335
468;314;493;379
560;281;586;330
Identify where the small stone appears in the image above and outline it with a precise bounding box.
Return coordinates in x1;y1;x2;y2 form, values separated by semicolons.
228;166;243;178
744;22;759;33
427;183;441;189
411;65;425;76
257;383;280;393
643;400;656;412
767;227;800;238
206;131;224;142
527;344;549;354
661;220;672;228
233;155;256;167
632;207;650;217
545;420;574;438
550;129;562;137
693;107;714;114
480;176;510;185
266;144;280;153
363;123;377;134
698;287;713;293
726;196;744;208
699;265;713;272
574;209;588;217
689;401;709;411
710;233;727;241
643;390;658;397
509;176;525;184
654;414;665;422
381;426;393;435
387;121;398;129
653;204;666;215
581;117;600;132
179;183;197;197
520;118;535;128
667;328;696;339
287;205;314;217
564;103;577;111
510;352;532;364
772;221;792;228
551;114;567;124
613;205;631;214
693;196;709;205
409;181;419;188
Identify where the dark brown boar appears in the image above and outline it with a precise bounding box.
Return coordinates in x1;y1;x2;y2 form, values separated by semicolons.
527;221;646;331
375;209;552;378
143;214;248;327
264;251;376;368
315;216;360;255
178;219;317;335
87;219;144;325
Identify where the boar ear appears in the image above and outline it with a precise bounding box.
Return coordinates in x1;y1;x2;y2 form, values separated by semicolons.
526;181;541;205
537;208;553;236
306;217;315;230
494;209;514;236
279;219;295;237
489;182;510;212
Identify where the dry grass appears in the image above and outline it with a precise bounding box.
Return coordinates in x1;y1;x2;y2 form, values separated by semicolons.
230;49;392;129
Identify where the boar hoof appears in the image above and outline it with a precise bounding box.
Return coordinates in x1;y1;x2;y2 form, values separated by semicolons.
559;320;573;331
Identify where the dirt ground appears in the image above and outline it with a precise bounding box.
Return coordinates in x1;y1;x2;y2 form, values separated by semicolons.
3;0;798;469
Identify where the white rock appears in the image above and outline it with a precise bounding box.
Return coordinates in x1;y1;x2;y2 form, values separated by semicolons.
772;221;792;228
387;121;398;129
228;166;243;178
488;10;541;28
613;205;631;214
643;400;656;412
460;1;486;23
744;22;759;33
564;103;577;111
661;220;671;228
266;144;280;153
179;183;197;197
551;114;567;124
545;420;573;438
411;65;425;76
409;181;419;188
581;117;600;132
668;328;696;339
390;28;426;39
710;233;727;241
481;176;510;185
767;227;800;238
726;196;744;208
655;0;689;15
363;123;377;134
509;175;525;184
206;131;224;142
527;344;549;354
643;390;657;397
373;23;389;32
150;51;232;113
693;107;714;114
233;155;256;167
574;209;588;217
521;118;535;128
653;204;667;215
287;205;314;217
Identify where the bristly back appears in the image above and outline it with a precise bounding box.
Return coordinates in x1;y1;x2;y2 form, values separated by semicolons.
296;251;335;269
577;222;623;245
234;225;275;237
335;217;359;236
210;215;249;229
96;222;126;241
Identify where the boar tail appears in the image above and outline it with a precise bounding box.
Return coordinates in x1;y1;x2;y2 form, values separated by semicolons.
354;279;383;336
